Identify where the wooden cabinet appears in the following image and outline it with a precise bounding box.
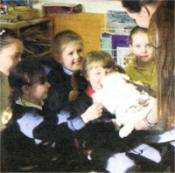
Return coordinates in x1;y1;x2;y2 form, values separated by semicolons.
0;17;54;57
47;13;106;55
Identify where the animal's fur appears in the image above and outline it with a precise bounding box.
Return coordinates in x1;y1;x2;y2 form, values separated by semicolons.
92;72;156;138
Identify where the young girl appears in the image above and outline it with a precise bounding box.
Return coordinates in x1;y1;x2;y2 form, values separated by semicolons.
121;0;175;137
67;50;126;171
0;28;23;128
124;26;157;90
70;50;172;172
1;58;56;172
1;58;103;172
41;30;84;113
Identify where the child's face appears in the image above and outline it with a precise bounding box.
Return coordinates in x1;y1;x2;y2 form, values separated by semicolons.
0;39;23;75
86;62;107;91
59;41;83;72
130;32;154;63
27;81;50;105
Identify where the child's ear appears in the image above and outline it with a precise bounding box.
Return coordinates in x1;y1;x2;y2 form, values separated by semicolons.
21;85;30;95
53;53;62;63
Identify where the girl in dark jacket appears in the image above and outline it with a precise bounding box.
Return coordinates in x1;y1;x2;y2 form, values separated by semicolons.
1;58;103;172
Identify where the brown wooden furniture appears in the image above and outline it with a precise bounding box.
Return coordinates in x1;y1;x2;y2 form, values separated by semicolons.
0;17;54;57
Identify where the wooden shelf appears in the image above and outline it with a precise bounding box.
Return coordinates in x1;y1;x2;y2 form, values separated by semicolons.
0;17;54;57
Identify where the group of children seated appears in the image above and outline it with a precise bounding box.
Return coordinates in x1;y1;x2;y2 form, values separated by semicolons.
1;26;174;172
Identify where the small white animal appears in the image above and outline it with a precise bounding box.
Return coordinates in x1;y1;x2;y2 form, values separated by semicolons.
92;72;156;138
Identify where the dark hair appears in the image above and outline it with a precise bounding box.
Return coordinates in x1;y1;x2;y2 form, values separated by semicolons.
122;0;155;12
51;30;83;55
0;28;21;50
129;26;148;44
8;58;47;108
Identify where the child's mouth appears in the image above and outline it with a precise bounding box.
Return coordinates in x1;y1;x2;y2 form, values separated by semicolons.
73;60;81;65
140;55;148;59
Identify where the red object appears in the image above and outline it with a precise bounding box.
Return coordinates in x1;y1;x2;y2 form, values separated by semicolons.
84;149;93;155
0;4;5;8
86;85;95;97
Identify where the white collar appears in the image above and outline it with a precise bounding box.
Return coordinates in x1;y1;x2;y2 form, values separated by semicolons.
63;67;73;76
16;99;43;110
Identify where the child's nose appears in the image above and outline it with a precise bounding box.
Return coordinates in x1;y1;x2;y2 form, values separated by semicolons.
74;52;80;60
142;46;147;53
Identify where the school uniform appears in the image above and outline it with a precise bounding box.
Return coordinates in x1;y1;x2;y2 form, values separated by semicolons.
1;99;88;172
39;55;73;113
63;76;128;171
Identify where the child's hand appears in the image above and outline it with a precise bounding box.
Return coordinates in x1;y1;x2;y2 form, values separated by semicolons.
81;103;103;123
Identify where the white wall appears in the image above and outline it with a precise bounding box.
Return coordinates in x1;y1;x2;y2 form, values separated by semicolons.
37;0;125;14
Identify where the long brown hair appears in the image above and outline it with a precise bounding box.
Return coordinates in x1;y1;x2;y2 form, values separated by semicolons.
149;1;175;129
122;0;175;128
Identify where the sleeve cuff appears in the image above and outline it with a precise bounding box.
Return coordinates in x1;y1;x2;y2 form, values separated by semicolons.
67;116;85;131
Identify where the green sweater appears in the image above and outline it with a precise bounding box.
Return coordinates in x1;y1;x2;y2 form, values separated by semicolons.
124;55;157;90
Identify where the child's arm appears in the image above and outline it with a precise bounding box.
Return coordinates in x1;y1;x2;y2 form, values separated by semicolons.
57;103;103;131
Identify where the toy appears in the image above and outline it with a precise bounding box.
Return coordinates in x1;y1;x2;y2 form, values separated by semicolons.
92;72;156;138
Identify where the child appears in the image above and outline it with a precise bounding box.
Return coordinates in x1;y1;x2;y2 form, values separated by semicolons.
41;30;84;113
1;58;103;172
124;26;157;90
0;28;23;128
67;50;126;171
1;58;55;172
71;50;170;173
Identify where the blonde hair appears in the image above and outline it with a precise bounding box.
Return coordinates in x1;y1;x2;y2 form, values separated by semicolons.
51;30;83;55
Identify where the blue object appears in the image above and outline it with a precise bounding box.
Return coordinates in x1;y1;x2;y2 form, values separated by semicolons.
112;34;129;58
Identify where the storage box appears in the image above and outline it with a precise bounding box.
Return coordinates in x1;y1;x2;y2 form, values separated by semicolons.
44;3;82;14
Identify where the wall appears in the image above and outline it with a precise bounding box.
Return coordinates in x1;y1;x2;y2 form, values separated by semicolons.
38;0;125;14
47;13;106;54
36;0;125;54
